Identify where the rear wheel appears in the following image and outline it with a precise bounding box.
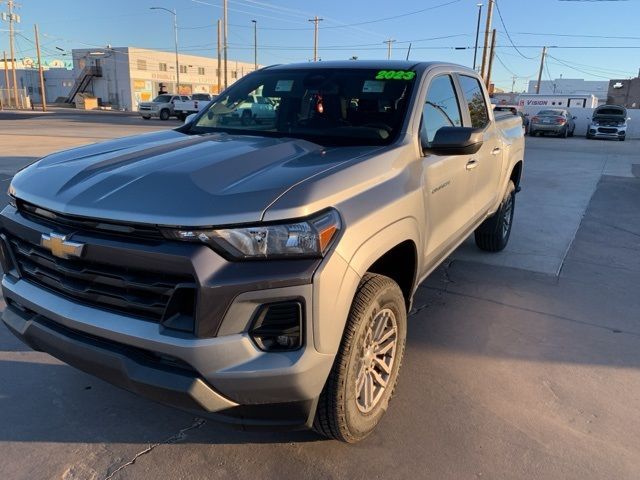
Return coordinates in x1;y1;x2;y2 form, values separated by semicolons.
474;180;516;252
314;273;407;443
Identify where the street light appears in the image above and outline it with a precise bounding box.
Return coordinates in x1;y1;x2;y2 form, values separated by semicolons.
150;7;180;93
251;20;257;71
473;3;483;71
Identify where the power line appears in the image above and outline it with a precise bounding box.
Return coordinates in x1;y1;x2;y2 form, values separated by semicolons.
493;0;537;59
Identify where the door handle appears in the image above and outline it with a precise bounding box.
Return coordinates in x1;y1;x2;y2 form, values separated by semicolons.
466;159;478;170
491;147;501;155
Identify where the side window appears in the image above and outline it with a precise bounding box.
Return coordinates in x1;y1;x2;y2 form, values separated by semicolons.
458;75;489;129
421;75;462;144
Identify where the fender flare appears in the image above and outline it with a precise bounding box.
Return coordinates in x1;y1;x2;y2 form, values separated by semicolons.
313;217;421;354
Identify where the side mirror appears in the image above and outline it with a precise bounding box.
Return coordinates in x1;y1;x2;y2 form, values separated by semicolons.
184;113;197;124
423;127;484;156
572;116;577;120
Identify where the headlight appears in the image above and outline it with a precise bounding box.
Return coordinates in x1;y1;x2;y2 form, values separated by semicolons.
162;209;341;260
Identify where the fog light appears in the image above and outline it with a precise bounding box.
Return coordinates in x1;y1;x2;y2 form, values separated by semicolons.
250;301;303;351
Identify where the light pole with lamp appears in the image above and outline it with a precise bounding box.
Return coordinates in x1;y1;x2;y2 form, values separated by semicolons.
150;7;180;94
251;19;257;71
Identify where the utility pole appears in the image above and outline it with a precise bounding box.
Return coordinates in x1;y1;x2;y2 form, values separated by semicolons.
216;19;222;92
479;0;494;80
3;51;10;108
511;75;517;93
6;0;20;108
223;0;228;88
308;16;323;62
251;19;257;71
384;39;396;60
34;24;46;112
485;29;496;90
535;46;547;94
473;3;483;71
406;43;412;61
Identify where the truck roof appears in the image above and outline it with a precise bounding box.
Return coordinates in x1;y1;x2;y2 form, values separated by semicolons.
263;60;460;72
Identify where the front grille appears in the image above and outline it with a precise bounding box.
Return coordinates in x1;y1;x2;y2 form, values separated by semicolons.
6;233;195;322
598;127;618;134
18;201;164;240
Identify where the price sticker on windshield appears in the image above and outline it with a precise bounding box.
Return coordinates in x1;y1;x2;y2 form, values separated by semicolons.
375;70;416;81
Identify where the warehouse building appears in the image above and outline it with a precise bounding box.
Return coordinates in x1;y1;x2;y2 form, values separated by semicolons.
527;78;609;104
70;47;257;111
1;57;74;106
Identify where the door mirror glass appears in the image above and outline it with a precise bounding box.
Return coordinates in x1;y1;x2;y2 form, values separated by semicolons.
425;126;484;156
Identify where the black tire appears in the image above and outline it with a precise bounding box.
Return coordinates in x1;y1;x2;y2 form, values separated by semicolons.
159;109;170;121
474;180;516;252
569;127;575;137
142;116;151;120
314;273;407;443
619;137;626;142
561;127;569;138
529;129;536;137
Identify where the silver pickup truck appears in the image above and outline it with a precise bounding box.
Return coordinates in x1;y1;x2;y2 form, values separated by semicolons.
1;61;524;442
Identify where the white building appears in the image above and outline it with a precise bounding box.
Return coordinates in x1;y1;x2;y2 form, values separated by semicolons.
527;78;609;104
71;47;258;111
1;58;74;105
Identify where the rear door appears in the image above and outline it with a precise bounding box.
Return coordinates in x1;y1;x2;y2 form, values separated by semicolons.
420;74;477;259
456;74;502;215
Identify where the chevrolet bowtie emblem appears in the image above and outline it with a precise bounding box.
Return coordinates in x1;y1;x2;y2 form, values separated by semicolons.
40;233;85;260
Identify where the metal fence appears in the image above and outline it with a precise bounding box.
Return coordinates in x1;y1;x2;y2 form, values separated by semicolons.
0;88;31;110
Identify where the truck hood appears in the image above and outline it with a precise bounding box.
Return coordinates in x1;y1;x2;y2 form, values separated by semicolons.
10;130;379;226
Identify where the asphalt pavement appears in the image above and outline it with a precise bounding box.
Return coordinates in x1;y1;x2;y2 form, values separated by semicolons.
0;110;639;480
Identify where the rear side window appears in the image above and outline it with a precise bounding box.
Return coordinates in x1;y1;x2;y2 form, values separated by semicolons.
459;75;489;129
421;75;462;144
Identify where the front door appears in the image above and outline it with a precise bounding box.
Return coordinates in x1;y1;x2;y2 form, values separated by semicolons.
420;74;478;261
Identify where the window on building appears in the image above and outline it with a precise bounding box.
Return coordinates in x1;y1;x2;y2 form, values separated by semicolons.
137;59;147;71
458;75;490;129
198;67;205;75
159;63;167;72
179;65;188;74
421;75;462;144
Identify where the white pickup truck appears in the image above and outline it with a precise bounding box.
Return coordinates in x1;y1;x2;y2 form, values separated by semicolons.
173;94;215;121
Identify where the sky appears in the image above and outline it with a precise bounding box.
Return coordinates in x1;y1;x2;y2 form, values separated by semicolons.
1;0;639;92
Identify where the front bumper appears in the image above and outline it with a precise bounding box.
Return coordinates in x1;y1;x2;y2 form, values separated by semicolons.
588;125;626;139
139;109;160;118
0;205;337;428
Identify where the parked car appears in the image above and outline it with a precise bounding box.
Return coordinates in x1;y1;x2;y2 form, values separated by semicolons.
528;109;576;137
218;94;277;126
2;61;524;443
587;104;629;141
174;93;216;121
138;94;190;121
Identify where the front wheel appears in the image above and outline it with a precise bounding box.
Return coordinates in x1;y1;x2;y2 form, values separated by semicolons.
474;180;516;252
159;109;170;121
314;273;407;443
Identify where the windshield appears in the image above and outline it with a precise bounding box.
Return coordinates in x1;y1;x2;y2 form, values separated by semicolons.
595;107;625;116
189;68;417;146
537;110;564;116
153;95;173;103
